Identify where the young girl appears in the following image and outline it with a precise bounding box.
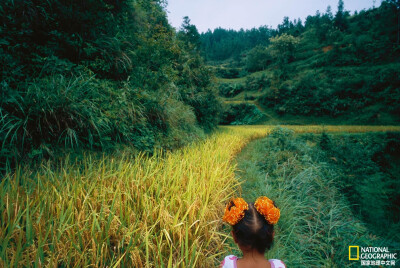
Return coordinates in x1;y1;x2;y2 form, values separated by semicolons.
221;196;286;268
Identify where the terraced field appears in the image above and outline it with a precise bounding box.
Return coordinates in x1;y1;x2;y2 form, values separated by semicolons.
1;125;399;267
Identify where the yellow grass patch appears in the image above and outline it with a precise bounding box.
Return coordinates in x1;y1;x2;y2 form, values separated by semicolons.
224;125;400;133
0;127;268;267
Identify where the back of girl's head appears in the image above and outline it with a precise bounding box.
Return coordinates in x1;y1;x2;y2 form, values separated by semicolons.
223;197;280;254
230;202;274;254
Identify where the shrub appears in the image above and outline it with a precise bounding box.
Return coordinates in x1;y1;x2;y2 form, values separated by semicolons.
218;83;244;97
215;67;241;78
246;46;272;72
220;103;266;125
244;74;270;91
1;75;114;166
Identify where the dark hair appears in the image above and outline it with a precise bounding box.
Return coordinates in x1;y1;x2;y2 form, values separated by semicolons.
230;202;275;254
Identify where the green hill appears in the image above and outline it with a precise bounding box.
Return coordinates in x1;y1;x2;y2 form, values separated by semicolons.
201;0;400;125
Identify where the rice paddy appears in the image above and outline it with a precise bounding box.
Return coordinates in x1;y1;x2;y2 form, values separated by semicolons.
1;125;399;267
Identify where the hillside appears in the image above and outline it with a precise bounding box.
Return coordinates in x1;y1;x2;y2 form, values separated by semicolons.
201;0;400;125
0;0;221;172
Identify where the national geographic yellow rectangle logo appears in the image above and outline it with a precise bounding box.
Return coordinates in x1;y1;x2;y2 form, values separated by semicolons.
349;246;360;260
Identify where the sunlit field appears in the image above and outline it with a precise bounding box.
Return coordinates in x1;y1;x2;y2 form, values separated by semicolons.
1;125;399;267
0;127;268;267
224;125;400;133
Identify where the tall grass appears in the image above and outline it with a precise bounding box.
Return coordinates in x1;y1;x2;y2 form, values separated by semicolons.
1;125;399;266
231;127;400;267
0;127;268;267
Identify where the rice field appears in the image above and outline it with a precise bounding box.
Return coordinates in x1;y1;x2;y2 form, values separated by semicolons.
0;127;268;267
1;125;399;267
224;125;400;133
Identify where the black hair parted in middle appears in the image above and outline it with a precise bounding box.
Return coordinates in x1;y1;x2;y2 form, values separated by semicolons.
231;202;275;254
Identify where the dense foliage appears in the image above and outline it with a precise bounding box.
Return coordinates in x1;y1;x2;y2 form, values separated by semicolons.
200;26;273;62
220;103;266;125
0;0;221;170
317;131;400;234
202;0;400;123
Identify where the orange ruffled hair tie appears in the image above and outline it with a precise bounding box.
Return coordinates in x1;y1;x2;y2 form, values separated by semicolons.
254;196;280;225
222;198;249;225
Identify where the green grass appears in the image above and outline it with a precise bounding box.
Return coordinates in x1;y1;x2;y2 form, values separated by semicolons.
216;69;272;84
225;128;400;267
220;90;265;102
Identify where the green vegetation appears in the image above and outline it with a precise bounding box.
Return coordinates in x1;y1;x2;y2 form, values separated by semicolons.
202;0;400;125
318;132;400;235
0;0;220;172
201;27;272;62
220;103;266;125
231;127;400;266
1;0;400;266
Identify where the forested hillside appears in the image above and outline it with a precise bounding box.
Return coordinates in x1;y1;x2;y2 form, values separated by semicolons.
201;0;400;124
0;0;220;171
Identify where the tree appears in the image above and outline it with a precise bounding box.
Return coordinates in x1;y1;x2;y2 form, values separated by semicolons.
269;33;299;64
326;5;333;19
246;45;271;72
387;0;400;44
178;16;201;50
278;16;290;33
334;0;349;31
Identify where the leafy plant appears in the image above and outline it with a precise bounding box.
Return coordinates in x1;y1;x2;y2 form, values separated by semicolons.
220;103;266;125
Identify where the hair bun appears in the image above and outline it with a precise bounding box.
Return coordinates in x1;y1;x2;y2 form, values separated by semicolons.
254;196;280;225
222;198;249;225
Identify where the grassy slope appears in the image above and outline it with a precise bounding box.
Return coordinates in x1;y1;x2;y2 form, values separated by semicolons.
229;128;400;267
